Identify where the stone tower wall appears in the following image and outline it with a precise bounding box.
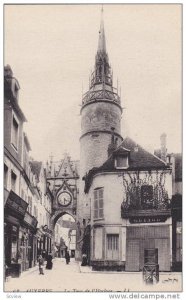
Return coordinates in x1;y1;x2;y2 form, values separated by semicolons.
80;101;122;177
78;101;122;222
81;101;121;137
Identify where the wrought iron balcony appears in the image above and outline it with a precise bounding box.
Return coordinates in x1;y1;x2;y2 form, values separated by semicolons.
121;196;171;221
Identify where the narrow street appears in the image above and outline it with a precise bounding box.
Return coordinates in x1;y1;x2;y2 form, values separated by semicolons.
5;258;182;293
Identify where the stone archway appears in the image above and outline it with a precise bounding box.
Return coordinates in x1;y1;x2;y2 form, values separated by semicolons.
51;209;76;229
50;210;78;258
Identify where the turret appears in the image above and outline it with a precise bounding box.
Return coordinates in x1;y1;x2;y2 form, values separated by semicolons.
78;8;123;220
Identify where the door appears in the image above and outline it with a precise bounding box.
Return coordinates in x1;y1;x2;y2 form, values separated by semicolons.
126;240;140;271
155;238;170;271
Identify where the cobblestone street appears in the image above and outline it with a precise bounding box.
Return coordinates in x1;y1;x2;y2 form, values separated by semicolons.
4;258;182;293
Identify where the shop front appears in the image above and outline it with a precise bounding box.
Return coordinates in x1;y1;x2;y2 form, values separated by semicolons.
122;208;172;272
19;212;38;271
42;225;52;258
125;223;171;271
4;190;28;277
36;226;52;260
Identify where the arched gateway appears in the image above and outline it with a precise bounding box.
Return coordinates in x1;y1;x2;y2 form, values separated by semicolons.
46;153;83;259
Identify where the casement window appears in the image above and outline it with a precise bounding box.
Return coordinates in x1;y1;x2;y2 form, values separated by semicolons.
115;155;128;169
94;188;104;219
141;185;153;209
11;116;19;150
4;164;8;188
11;171;17;192
106;234;119;260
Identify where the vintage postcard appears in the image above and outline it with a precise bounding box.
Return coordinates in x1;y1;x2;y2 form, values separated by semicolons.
3;3;182;298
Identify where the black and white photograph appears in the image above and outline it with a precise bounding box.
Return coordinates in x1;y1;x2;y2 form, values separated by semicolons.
3;2;182;296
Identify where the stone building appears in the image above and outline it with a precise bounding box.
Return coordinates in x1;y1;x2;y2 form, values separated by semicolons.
84;137;172;271
30;161;53;259
4;65;53;277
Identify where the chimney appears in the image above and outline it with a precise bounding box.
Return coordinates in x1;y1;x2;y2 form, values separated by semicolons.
160;133;167;162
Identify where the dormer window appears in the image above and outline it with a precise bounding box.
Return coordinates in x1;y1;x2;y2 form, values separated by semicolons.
114;146;130;169
115;155;129;169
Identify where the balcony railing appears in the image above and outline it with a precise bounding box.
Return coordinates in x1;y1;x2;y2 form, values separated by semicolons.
82;88;120;106
121;197;171;219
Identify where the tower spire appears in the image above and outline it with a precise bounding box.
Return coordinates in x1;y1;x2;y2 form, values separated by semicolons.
98;5;106;53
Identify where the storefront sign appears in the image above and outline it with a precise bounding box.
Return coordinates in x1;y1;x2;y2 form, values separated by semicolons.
5;191;28;216
130;216;168;223
24;212;38;229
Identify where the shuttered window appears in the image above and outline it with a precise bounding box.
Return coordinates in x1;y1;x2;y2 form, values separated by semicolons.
94;188;104;219
12;116;19;150
11;171;17;192
106;234;119;260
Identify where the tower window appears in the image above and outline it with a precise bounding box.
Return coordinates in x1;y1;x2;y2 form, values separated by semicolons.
94;188;104;219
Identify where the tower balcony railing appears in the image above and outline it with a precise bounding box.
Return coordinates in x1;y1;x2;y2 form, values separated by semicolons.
82;88;120;106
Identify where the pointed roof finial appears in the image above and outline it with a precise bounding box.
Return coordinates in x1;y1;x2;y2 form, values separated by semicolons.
98;5;106;53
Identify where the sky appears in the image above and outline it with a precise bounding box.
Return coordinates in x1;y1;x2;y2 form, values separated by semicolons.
4;4;182;162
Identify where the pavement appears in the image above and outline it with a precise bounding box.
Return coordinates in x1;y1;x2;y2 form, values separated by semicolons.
4;258;182;293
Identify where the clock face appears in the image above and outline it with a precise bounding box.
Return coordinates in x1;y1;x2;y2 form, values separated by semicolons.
58;192;72;206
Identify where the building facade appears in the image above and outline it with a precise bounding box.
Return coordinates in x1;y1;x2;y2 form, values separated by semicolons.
30;161;53;259
84;137;172;271
4;66;53;277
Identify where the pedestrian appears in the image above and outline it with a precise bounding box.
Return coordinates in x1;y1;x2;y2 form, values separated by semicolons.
81;254;87;266
46;253;53;270
38;254;44;275
65;250;70;265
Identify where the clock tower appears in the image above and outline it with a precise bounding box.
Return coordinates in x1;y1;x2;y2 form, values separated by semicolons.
78;9;123;220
